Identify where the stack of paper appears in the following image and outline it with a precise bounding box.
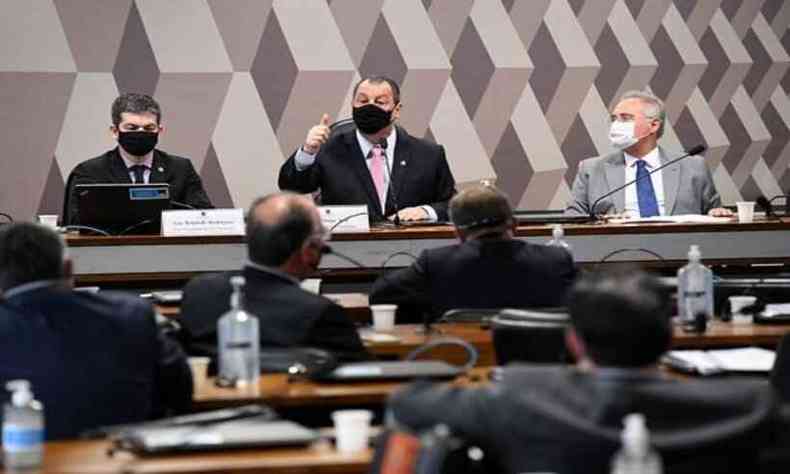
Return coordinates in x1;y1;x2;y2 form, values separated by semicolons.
665;347;776;375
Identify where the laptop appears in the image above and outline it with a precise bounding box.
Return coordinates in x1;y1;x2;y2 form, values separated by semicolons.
513;210;592;225
318;360;463;382
75;183;170;235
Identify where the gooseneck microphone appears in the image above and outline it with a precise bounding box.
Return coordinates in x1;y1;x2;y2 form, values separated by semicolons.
589;144;707;219
378;139;401;226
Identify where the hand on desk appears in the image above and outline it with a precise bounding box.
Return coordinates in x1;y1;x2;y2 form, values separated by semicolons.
708;207;734;217
390;207;429;222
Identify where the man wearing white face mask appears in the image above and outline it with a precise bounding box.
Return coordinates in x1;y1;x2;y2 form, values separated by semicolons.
565;90;731;217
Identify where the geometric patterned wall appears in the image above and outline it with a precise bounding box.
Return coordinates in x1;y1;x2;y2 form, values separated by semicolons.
1;0;789;221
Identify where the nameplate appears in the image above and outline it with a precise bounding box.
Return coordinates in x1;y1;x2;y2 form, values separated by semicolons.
161;209;245;236
319;205;369;233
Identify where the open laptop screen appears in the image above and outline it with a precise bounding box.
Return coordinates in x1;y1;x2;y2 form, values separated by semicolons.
75;183;170;235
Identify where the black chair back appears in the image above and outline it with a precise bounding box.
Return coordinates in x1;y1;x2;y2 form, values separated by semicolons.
490;308;569;365
771;333;790;402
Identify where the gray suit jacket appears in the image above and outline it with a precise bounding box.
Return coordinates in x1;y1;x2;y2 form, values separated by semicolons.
566;148;721;216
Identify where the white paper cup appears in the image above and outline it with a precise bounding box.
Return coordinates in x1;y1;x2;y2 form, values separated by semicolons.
332;409;372;454
38;214;59;229
729;295;757;325
370;304;397;332
735;201;755;223
188;357;211;390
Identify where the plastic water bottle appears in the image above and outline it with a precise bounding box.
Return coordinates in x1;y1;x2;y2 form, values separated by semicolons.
217;276;260;386
3;380;44;470
611;413;662;474
676;245;713;322
546;224;572;252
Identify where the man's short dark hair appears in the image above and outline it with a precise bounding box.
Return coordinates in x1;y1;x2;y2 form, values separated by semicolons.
0;223;65;291
352;76;401;104
449;184;513;233
568;268;672;367
245;194;316;267
111;93;162;126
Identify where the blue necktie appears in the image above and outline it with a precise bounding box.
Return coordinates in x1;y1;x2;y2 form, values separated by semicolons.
635;160;659;217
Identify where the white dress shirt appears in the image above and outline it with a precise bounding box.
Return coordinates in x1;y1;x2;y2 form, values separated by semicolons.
120;153;153;184
294;128;437;221
623;147;666;217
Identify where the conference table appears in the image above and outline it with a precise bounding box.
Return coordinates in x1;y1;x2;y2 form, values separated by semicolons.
64;218;790;285
10;438;371;474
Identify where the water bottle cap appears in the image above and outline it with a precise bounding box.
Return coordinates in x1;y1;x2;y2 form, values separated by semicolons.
230;276;245;289
688;244;701;260
552;224;564;239
6;380;33;406
622;413;649;455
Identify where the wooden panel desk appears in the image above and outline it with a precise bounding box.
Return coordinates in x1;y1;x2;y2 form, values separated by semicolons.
363;321;790;364
65;218;790;284
13;439;370;474
192;367;491;411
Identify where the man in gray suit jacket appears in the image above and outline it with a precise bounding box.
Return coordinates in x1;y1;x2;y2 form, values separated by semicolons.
566;90;731;217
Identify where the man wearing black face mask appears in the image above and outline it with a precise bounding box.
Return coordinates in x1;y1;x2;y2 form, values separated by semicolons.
64;93;213;225
278;76;456;222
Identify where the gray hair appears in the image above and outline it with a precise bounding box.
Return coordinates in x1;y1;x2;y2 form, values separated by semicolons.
618;90;666;138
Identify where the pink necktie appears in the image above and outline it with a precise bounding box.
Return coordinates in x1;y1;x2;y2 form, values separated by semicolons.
370;144;386;211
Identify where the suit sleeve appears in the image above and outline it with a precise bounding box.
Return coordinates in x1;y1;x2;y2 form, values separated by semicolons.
370;251;432;316
389;382;501;451
427;146;456;221
307;302;372;362
181;160;213;209
65;163;95;225
278;149;322;194
566;159;591;216
154;326;194;414
698;159;721;213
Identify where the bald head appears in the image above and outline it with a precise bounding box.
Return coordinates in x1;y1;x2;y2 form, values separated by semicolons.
449;184;514;239
245;193;323;268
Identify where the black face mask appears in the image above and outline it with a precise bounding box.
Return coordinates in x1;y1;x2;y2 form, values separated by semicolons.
352;104;394;135
118;131;158;156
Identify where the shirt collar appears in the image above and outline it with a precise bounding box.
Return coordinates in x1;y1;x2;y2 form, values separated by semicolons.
356;127;397;160
120;152;153;169
624;146;660;170
3;279;62;300
244;260;300;286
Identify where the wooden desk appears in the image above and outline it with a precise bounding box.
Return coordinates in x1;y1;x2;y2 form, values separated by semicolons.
193;367;491;411
65;219;790;284
17;439;370;474
364;321;790;365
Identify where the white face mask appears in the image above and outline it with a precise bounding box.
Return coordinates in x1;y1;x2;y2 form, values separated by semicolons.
609;120;638;150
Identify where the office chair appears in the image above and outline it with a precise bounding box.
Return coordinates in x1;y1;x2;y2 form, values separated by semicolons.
490;308;569;365
771;333;790;403
61;169;76;226
329;118;355;137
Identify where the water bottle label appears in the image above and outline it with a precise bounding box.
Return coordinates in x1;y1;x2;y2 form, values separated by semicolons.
225;341;252;349
2;426;44;452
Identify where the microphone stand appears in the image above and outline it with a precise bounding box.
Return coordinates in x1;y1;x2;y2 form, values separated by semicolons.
588;145;706;220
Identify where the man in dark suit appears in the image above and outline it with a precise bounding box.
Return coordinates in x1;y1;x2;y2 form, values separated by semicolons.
0;223;192;440
180;192;369;362
388;269;778;474
369;184;576;322
278;76;455;222
64;93;212;225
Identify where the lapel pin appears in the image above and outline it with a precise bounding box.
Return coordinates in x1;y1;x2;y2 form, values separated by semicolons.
158;167;164;172
400;161;406;166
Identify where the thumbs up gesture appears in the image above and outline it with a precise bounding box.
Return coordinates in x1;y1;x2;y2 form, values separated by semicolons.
303;113;332;154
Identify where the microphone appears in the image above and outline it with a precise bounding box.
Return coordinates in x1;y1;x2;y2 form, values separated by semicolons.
589;145;707;219
170;200;196;210
757;196;777;219
378;139;401;226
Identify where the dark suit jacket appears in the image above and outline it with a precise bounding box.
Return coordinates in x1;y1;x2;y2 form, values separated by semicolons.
65;148;213;225
278;127;456;221
369;239;576;322
390;365;778;474
180;265;370;362
0;285;192;440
